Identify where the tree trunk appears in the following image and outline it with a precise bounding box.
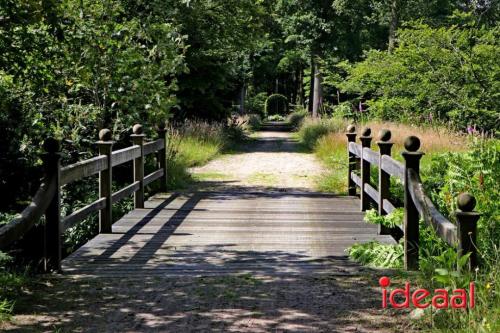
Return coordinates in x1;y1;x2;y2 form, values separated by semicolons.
297;68;305;106
312;61;323;118
239;84;245;114
308;56;315;113
388;0;400;52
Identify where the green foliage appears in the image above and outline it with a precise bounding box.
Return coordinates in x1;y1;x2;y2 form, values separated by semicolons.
364;208;403;228
297;116;346;150
348;241;404;268
0;252;28;322
424;138;500;262
166;119;243;189
265;94;288;116
286;107;308;129
334;18;500;132
245;114;262;131
245;93;268;117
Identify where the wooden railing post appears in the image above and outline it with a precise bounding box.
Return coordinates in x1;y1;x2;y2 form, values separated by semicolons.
157;122;167;192
346;125;357;196
131;124;145;208
359;127;372;211
98;129;113;233
377;129;393;235
455;193;480;270
42;138;62;272
402;136;424;270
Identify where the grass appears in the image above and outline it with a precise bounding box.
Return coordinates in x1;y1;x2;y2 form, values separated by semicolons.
0;253;30;322
296;117;467;194
167;119;246;189
246;173;279;187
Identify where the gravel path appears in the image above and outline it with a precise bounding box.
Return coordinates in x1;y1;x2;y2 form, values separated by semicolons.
190;131;325;191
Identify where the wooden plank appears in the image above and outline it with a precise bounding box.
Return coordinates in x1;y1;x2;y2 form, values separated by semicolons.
0;174;57;249
351;172;361;188
144;169;164;187
407;169;457;246
112;181;140;204
143;139;164;156
111;145;140;167
348;142;362;157
364;183;379;202
381;155;404;181
362;147;380;166
383;199;397;214
61;155;107;185
61;198;106;232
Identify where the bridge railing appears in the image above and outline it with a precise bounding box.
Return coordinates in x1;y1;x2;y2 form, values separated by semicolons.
0;123;167;272
346;125;480;270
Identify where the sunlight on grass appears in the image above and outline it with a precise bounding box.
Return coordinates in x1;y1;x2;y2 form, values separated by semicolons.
246;173;279;186
298;118;467;194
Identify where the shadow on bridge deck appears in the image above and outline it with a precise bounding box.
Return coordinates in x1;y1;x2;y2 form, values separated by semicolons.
62;191;395;277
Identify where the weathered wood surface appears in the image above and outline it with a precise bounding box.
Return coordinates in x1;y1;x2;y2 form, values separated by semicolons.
61;155;107;185
143;139;164;156
380;155;404;181
362;147;380;165
62;191;394;277
62;198;107;232
348;142;362;156
111;145;141;167
0;174;57;249
407;169;458;246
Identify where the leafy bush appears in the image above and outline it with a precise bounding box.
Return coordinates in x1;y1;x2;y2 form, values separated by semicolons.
424;138;500;262
245;114;262;131
348;241;403;268
364;208;403;228
245;93;268;117
333;16;499;132
265;94;288;116
286;107;308;129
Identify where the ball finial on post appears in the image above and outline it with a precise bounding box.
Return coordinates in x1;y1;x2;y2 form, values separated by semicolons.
132;124;143;135
361;127;371;137
346;125;356;133
378;129;392;142
457;193;476;212
404;136;421;152
99;129;112;141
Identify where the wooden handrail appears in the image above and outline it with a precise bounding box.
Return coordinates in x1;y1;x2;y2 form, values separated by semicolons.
0;173;57;249
407;169;458;246
61;155;108;185
346;125;480;271
0;122;168;272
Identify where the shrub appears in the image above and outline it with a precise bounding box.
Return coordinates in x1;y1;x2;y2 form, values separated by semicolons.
245;114;262;131
265;94;288;116
245;92;268;117
287;107;308;129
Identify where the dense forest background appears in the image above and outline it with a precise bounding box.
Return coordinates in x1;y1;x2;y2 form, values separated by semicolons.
1;0;498;210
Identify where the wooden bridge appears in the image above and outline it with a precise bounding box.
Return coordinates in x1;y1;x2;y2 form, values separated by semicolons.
0;123;480;277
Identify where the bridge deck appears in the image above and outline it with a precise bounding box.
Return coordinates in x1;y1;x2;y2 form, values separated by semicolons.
62;191;395;277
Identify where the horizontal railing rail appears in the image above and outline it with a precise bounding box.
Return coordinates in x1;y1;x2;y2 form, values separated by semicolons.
0;122;168;272
346;125;480;270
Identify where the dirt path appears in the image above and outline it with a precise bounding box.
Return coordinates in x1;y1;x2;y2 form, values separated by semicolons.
190;130;325;191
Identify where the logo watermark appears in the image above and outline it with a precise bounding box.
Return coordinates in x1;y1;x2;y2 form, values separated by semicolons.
379;276;475;309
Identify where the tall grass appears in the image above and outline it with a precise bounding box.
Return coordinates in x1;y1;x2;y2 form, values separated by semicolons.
296;116;467;194
166;119;245;189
